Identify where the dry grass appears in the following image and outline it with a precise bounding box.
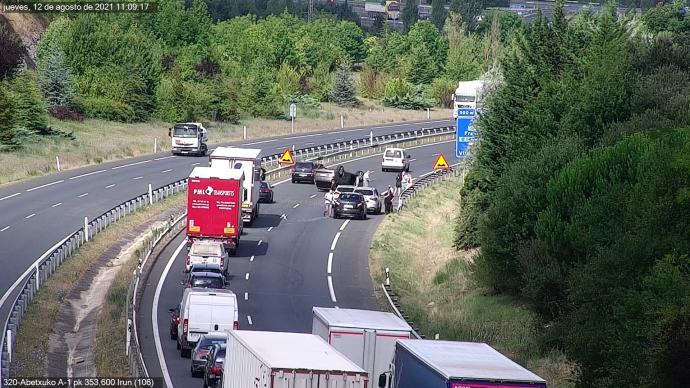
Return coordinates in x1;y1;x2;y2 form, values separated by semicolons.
0;101;449;185
10;194;184;377
369;178;578;387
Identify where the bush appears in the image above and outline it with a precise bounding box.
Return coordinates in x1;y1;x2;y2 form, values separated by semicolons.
382;79;433;110
81;96;136;122
358;65;387;99
426;77;456;108
48;105;84;122
329;64;357;106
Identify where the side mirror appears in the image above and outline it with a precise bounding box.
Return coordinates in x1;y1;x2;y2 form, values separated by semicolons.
378;373;387;388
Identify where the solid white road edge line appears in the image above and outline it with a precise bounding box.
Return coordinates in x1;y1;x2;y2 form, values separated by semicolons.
26;180;64;192
330;232;341;251
327;276;337;303
325;139;455;169
152;238;186;388
111;160;151;170
339;220;350;231
0;193;20;201
327;252;333;274
68;169;106;180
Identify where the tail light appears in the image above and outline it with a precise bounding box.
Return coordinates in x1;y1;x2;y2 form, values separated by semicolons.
262;188;270;193
210;366;223;375
183;319;188;335
233;321;239;330
175;316;180;324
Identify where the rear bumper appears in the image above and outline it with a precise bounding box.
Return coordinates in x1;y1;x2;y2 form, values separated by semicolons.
382;163;405;171
315;180;332;190
335;208;365;217
191;359;207;372
292;173;315;182
259;193;272;202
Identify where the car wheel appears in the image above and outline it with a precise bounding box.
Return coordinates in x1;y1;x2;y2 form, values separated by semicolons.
270;194;274;203
182;348;191;358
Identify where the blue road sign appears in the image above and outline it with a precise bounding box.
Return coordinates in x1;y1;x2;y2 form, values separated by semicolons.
456;108;477;157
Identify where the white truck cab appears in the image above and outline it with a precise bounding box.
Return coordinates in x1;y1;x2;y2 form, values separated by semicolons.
209;147;264;225
169;122;208;156
452;80;484;119
177;288;238;358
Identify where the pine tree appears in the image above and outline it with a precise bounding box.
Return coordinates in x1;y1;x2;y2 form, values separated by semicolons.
431;0;447;31
402;0;419;33
330;64;357;106
0;85;18;149
38;42;76;110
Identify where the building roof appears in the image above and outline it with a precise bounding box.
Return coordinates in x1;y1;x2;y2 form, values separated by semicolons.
397;340;546;383
210;146;262;159
231;331;366;373
313;307;412;332
189;166;244;180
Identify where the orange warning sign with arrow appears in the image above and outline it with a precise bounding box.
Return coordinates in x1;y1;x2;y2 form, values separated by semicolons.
433;154;450;170
279;148;294;165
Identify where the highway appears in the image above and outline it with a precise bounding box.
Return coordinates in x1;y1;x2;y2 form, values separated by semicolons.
137;139;457;388
0;118;452;330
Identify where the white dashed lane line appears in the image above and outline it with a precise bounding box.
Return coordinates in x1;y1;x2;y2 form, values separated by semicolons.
132;176;143;180
0;226;10;232
293;203;300;208
250;255;255;262
0;193;20;201
111;160;150;170
327;276;337;303
25;213;36;219
26;180;64;192
191;162;201;166
267;227;273;232
245;273;250;280
154;156;176;161
257;240;262;246
78;192;89;198
105;184;116;189
327;253;334;274
247;315;253;325
244;292;249;301
330;232;341;251
51;202;62;208
161;169;172;173
68;169;106;180
339;220;350;231
310;194;318;198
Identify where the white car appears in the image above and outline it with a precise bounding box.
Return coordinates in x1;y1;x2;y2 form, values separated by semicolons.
354;187;382;214
186;240;229;275
381;147;410;172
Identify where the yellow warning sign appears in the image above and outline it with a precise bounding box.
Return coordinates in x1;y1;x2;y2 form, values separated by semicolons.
279;148;294;165
433;154;450;170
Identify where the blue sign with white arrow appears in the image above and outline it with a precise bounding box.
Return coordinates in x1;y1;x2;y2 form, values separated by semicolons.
456;108;477;157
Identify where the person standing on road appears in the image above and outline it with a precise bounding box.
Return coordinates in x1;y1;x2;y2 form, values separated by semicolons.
383;185;394;214
395;171;402;196
324;189;334;217
363;170;372;187
330;177;337;191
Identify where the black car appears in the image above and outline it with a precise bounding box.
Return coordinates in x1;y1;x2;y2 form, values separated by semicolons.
203;343;226;388
191;333;226;378
259;181;274;203
169;304;180;340
333;192;367;220
291;161;317;183
182;271;226;289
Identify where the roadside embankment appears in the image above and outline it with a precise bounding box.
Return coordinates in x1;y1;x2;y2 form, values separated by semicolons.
369;177;577;387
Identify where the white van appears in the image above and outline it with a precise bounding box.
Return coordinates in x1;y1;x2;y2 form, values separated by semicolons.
186;240;229;274
177;288;239;358
381;148;409;172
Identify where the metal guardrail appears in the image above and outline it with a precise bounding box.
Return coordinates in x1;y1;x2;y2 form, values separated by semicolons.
381;162;467;339
0;178;188;383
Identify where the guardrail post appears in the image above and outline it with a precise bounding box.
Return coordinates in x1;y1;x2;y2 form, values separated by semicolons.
84;217;89;242
35;264;40;291
148;184;153;205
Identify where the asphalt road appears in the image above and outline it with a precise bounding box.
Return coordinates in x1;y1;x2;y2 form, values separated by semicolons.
137;139;457;388
0;118;452;331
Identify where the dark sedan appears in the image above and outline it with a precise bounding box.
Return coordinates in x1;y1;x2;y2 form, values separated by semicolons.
333;193;367;220
259;181;274;203
182;271;226;289
190;333;226;378
291;161;317;183
203;343;226;388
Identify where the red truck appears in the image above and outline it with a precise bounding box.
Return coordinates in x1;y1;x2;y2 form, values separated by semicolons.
186;167;244;254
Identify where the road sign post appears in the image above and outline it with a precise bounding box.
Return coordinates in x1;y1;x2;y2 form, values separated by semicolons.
289;103;297;134
456;108;477;158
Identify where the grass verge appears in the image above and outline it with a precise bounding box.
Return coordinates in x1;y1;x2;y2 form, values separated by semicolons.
0;101;449;185
10;194;184;377
369;177;578;387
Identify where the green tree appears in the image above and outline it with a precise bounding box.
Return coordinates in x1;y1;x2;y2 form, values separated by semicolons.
0;22;24;81
450;0;484;32
266;0;287;15
444;13;483;81
402;0;419;33
0;85;18;149
329;64;357;106
431;0;448;31
6;71;48;136
38;42;76;110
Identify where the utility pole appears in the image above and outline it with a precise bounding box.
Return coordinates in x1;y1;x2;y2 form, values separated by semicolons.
308;0;314;22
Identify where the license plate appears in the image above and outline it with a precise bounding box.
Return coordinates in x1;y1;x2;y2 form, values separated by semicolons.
345;205;353;209
299;173;307;176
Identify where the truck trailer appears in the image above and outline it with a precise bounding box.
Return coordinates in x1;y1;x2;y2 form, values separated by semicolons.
223;330;369;388
186;167;244;254
209;147;263;225
379;340;547;388
312;307;413;385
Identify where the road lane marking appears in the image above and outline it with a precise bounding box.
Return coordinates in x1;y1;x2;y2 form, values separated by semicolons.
105;184;116;188
0;226;10;232
408;158;417;162
154;156;175;161
191;162;201;166
161;169;172;173
272;178;291;186
257;240;262;246
247;315;253;325
244;292;249;300
335;138;344;141
111;160;151;170
68;169;106;180
25;213;36;219
267;227;273;232
327;252;333;274
245;273;250;280
78;192;88;198
339;220;350;231
293;203;300;208
330;232;341;251
26;180;64;192
132;176;143;180
328;276;337;303
250;255;255;262
280;214;286;220
306;142;315;145
152;238;186;388
0;193;21;201
51;202;62;208
310;194;318;198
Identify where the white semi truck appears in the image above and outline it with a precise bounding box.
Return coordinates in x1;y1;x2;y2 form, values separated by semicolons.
452;80;485;119
209;147;264;225
169;122;208;156
223;330;369;388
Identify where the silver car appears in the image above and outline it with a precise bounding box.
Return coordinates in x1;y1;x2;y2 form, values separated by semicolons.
354;187;382;214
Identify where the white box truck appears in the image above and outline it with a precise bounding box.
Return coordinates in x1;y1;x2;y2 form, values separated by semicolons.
177;288;239;358
223;330;369;388
312;307;413;386
209;147;264;225
452;80;485;119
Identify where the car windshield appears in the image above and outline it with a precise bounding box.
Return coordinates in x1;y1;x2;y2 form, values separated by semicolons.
190;243;222;256
295;162;313;169
385;150;402;158
173;125;198;138
191;265;222;274
192;276;224;288
199;337;225;348
260;182;268;189
455;95;476;102
215;349;226;362
356;189;374;196
339;193;362;201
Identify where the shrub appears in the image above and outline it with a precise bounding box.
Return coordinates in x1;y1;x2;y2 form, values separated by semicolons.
426;77;456;108
358;65;387;99
81;96;136;122
329;64;357;106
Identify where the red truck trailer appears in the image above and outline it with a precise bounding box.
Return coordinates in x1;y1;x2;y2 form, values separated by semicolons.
186;167;244;254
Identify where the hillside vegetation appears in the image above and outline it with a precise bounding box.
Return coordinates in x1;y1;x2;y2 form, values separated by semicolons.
456;2;690;386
